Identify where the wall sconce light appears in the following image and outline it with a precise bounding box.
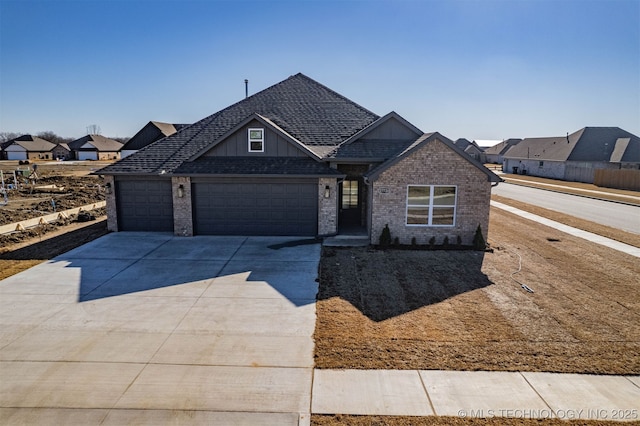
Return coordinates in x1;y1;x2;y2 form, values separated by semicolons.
177;184;185;198
324;185;331;198
105;183;112;195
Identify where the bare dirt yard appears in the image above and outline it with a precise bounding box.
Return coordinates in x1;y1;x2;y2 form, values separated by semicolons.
314;207;640;375
0;160;110;248
0;219;109;281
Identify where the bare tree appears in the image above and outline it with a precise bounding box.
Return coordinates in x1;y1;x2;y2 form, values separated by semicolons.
86;124;101;135
36;131;73;144
0;132;21;143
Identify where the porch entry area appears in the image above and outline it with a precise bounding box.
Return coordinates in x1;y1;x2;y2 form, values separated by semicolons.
338;178;367;235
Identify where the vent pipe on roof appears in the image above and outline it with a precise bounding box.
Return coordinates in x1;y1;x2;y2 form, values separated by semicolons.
244;79;249;98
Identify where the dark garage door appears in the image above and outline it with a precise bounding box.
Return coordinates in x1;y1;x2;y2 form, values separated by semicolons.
116;179;174;231
193;180;317;236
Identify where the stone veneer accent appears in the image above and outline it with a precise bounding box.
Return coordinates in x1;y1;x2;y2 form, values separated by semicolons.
318;177;338;236
172;176;193;236
105;175;118;232
370;138;492;245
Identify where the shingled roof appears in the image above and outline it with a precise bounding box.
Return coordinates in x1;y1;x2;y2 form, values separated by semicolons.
483;138;522;156
504;127;640;163
121;121;189;151
99;73;379;175
5;135;56;152
70;135;123;152
365;132;501;183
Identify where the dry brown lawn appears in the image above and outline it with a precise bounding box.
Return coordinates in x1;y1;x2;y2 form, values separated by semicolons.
314;207;640;374
492;195;640;248
0;219;109;280
311;415;637;426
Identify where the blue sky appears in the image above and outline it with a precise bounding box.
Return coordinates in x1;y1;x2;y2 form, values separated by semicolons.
1;0;638;141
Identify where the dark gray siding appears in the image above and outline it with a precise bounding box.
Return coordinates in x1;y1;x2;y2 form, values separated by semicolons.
204;120;307;158
116;178;173;231
365;117;421;140
123;124;163;151
192;178;317;236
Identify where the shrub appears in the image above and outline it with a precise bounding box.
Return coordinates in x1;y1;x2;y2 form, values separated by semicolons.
443;236;449;246
379;224;392;248
457;235;462;246
411;237;417;246
473;225;486;251
393;236;400;246
428;236;436;247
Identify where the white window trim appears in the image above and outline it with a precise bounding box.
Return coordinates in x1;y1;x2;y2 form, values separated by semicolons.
248;128;264;153
406;184;457;227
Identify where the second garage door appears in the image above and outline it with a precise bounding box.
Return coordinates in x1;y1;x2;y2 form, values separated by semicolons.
116;179;174;232
193;179;317;236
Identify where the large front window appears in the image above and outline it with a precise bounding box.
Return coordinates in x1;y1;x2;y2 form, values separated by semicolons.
406;185;456;226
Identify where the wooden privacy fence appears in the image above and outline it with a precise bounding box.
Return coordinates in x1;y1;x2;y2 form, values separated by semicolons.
594;169;640;191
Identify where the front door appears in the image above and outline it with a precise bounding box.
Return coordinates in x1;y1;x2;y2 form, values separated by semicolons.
339;179;361;229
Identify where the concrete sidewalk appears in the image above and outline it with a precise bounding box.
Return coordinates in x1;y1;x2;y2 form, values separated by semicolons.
312;369;640;421
2;233;639;424
491;200;640;258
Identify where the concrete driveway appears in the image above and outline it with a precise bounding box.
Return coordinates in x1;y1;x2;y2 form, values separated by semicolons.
0;233;320;425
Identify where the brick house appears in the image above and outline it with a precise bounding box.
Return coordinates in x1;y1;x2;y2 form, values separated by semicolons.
69;135;123;161
98;73;500;245
2;135;57;160
503;127;640;183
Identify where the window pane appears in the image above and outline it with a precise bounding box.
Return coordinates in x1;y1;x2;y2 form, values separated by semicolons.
250;141;263;151
432;207;455;225
408;186;430;206
407;207;429;225
249;129;263;139
342;180;358;209
433;186;456;205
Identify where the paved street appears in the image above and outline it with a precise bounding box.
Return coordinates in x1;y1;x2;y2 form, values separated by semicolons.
492;182;640;234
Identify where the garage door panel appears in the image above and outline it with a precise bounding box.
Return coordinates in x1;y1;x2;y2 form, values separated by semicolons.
117;180;173;232
193;181;317;236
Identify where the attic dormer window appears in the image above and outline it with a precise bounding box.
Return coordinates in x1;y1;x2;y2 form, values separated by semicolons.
248;128;264;152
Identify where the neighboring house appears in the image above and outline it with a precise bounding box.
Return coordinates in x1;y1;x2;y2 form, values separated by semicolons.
454;138;484;162
483;138;522;164
52;143;72;160
98;73;500;245
503;127;640;183
120;121;189;158
1;135;58;160
69;135;124;160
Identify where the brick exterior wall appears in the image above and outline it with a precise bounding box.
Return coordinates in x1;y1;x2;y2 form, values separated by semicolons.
98;152;121;161
318;177;338;236
105;175;118;232
172;176;193;236
370;138;492;245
